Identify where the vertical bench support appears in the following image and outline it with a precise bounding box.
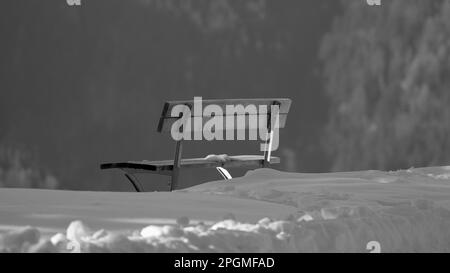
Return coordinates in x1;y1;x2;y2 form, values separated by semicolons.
170;140;183;191
263;116;272;167
263;101;280;167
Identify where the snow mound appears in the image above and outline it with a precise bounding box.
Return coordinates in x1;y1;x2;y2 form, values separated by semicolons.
2;166;450;252
2;203;450;253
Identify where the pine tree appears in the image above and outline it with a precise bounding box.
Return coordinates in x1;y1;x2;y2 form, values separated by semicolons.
320;0;450;171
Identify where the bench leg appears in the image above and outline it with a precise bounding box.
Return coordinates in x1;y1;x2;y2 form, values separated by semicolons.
124;173;144;192
216;167;232;180
170;170;179;191
169;140;183;191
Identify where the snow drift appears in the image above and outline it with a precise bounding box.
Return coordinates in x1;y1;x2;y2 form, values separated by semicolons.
2;166;450;252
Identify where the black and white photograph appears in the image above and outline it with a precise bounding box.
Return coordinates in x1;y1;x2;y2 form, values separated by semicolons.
1;0;450;258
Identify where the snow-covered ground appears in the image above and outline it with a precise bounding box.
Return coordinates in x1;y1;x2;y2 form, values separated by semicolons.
1;167;450;252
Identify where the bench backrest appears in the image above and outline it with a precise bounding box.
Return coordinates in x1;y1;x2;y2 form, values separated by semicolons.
157;98;291;134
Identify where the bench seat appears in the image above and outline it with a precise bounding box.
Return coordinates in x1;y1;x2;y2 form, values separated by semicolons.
101;155;280;174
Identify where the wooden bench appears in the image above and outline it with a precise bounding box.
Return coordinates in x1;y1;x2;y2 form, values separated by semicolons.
100;98;291;192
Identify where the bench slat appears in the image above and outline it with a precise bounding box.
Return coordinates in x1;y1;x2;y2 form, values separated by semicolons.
158;113;288;133
101;155;280;173
160;98;291;118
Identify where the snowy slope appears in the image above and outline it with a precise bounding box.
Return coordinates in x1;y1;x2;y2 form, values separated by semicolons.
1;166;450;252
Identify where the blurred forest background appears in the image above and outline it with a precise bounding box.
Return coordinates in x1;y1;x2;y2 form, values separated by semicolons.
1;0;450;191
